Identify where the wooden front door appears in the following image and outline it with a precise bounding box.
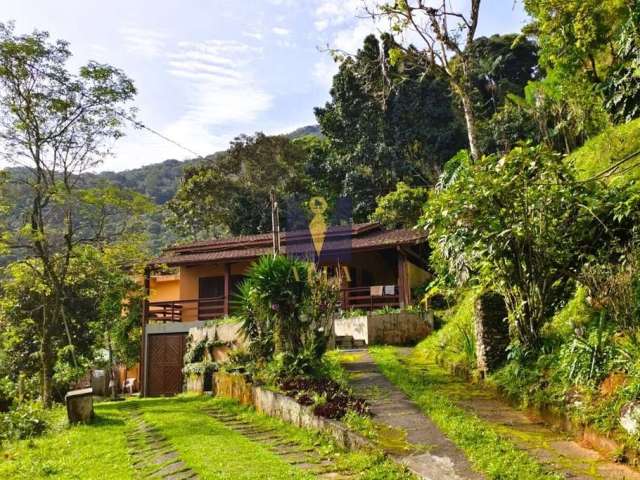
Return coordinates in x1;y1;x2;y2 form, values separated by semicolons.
147;334;185;396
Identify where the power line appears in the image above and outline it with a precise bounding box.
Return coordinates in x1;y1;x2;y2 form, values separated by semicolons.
22;60;206;159
123;115;204;158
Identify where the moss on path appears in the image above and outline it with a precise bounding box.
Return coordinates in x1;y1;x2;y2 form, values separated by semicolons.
370;346;640;480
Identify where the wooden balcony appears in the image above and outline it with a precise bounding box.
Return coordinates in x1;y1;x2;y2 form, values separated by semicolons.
147;296;225;322
146;285;400;323
340;286;399;311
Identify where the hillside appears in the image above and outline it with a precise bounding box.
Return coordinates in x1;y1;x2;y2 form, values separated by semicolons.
567;118;640;185
3;125;321;255
85;124;320;205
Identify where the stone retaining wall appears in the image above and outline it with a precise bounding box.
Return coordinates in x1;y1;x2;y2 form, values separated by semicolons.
334;312;433;345
474;292;509;375
214;372;372;451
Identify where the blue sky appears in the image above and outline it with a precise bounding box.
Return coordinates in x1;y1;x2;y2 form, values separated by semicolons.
4;1;529;172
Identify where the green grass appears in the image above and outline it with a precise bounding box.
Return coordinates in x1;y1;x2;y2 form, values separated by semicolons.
0;402;134;479
567;117;640;185
369;346;564;480
1;395;414;480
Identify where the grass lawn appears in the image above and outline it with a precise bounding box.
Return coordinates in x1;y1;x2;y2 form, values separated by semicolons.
0;401;134;479
369;346;564;480
1;394;413;480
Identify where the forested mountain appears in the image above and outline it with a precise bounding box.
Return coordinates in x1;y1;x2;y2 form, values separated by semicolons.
3;125;320;254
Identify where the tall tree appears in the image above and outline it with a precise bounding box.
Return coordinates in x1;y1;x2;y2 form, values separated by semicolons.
167;133;313;238
524;0;628;82
371;1;483;160
0;24;137;405
605;1;640;123
315;34;465;220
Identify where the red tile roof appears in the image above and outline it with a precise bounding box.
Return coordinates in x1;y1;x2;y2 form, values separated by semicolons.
152;223;428;267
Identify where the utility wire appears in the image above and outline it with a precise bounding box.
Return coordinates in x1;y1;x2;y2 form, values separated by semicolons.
24;60;206;159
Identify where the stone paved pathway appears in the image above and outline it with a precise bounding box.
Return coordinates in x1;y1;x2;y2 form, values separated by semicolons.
392;348;640;480
124;404;198;480
203;405;357;479
342;350;483;480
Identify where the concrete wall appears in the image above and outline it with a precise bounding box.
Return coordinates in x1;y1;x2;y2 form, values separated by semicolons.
333;316;368;342
186;322;246;362
333;312;433;345
215;372;372;452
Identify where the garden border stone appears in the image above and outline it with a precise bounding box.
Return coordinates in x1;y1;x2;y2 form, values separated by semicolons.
214;372;373;452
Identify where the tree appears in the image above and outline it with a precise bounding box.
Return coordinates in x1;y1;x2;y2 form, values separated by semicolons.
423;145;609;347
80;243;146;400
371;181;428;228
237;255;340;377
0;243;145;402
316;34;465;220
371;1;483;160
167;133;313;238
0;23;137;405
468;34;540;119
605;1;640;123
523;0;628;82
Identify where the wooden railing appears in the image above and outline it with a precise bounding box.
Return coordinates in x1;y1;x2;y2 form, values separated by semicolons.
147;286;400;323
340;286;399;311
147;297;225;322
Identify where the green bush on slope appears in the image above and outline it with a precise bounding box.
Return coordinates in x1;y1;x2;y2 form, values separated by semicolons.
417;288;479;375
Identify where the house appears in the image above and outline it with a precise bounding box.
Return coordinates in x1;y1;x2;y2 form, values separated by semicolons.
140;222;431;396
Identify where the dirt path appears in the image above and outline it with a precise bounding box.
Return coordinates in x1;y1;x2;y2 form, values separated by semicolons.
342;350;483;480
391;347;640;480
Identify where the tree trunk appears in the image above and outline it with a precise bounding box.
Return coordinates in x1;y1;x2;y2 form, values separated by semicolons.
40;339;54;408
108;335;118;401
459;89;480;162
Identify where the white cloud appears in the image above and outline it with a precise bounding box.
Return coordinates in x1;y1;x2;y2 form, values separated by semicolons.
314;19;329;31
243;31;264;41
272;27;290;36
333;21;375;55
121;27;167;58
161;38;272;151
311;1;378;88
313;57;337;90
313;0;365;31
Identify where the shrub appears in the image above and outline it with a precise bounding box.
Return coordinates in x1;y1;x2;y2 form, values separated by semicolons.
237;255;340;377
0;402;49;442
424;145;608;348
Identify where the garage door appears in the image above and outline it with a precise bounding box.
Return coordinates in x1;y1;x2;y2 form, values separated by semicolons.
147;334;186;396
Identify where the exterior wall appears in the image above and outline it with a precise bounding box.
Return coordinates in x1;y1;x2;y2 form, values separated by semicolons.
333;316;368;343
147;263;254;319
149;275;180;302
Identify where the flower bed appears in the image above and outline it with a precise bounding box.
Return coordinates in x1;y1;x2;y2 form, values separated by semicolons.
278;376;369;419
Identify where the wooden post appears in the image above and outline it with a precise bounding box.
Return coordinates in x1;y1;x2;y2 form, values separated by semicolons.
140;267;151;398
397;248;411;308
223;263;231;316
270;190;281;256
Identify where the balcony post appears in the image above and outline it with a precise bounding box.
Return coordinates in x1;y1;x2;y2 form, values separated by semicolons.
140;266;151;398
223;263;231;316
397;248;411;308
